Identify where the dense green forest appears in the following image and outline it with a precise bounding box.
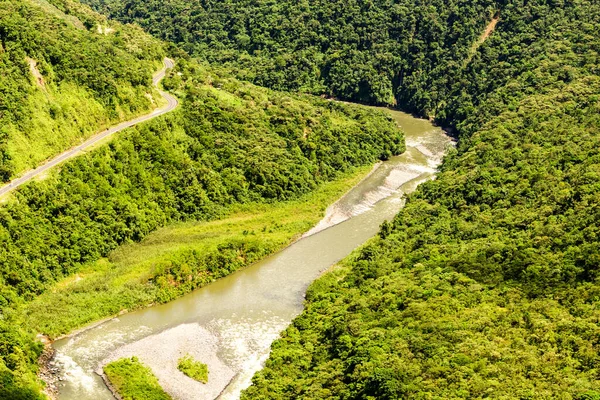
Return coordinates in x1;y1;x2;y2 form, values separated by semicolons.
0;37;402;398
2;0;600;398
244;82;600;399
238;1;600;399
0;0;164;180
80;0;499;114
89;0;599;396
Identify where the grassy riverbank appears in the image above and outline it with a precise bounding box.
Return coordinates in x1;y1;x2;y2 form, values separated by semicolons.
21;165;372;338
1;49;402;397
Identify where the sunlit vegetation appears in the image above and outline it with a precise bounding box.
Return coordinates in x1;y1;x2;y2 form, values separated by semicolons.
0;0;165;180
81;0;498;112
239;1;600;398
22;164;372;337
104;357;171;400
2;0;599;398
177;355;208;384
0;28;403;396
0;62;402;305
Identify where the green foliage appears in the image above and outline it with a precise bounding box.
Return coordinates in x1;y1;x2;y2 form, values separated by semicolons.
22;165;371;337
0;61;401;304
5;0;599;398
0;315;44;400
237;0;600;399
80;0;498;112
104;357;171;400
0;0;165;178
246;258;600;398
177;355;208;384
82;0;600;135
578;393;600;400
0;53;402;395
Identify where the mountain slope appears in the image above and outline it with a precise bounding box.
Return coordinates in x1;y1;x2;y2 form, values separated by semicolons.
80;0;498;113
239;1;600;398
0;0;165;181
91;0;600;397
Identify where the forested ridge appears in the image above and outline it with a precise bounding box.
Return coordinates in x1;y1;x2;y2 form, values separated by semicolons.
244;83;600;398
0;34;402;398
80;0;498;114
0;0;165;180
80;0;600;133
237;1;600;399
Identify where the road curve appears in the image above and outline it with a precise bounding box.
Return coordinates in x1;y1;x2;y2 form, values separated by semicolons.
0;58;178;198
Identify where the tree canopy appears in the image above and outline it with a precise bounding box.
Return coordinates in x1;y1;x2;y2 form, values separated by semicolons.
0;25;402;397
2;0;600;398
0;0;165;179
238;1;600;398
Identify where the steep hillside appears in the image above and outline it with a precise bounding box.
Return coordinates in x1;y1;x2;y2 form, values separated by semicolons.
0;0;165;180
88;0;600;397
80;0;498;113
240;1;600;398
2;0;599;398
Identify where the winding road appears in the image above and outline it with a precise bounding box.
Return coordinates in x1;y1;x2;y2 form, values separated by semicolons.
0;57;178;198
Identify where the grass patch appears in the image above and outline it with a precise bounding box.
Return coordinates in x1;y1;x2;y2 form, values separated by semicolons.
22;164;372;338
177;355;208;383
104;357;171;400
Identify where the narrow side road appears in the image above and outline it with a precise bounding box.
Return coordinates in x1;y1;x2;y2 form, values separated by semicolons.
0;57;178;197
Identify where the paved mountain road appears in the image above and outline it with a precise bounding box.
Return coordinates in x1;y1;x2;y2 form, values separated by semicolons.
0;58;178;197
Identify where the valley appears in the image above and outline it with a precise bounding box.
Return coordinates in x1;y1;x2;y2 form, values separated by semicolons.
0;0;599;399
48;109;451;400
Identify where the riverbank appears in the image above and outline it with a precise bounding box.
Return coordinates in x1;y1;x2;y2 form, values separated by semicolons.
24;165;374;338
30;165;371;397
47;108;451;400
37;335;59;400
302;161;382;237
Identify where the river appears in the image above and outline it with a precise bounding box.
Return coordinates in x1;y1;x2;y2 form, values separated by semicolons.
52;108;453;400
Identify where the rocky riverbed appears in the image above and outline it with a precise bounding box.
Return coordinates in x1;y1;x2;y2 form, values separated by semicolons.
99;324;235;399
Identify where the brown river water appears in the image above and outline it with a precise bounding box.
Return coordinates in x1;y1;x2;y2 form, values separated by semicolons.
52;108;453;400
